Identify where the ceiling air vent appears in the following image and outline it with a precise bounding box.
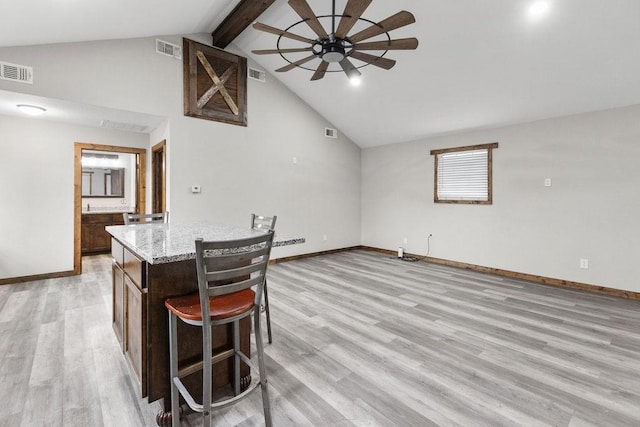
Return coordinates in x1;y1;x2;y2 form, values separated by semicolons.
100;119;148;133
0;61;33;84
155;39;182;60
325;128;338;138
248;67;266;82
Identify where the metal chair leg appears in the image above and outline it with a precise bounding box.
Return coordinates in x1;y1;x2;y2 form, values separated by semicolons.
264;279;273;344
233;320;241;396
202;322;212;426
168;312;180;427
254;305;272;427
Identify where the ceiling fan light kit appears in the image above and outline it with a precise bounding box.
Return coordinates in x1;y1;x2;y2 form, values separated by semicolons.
252;0;419;82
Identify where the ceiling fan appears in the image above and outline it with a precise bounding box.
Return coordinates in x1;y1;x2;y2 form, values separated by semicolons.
252;0;418;82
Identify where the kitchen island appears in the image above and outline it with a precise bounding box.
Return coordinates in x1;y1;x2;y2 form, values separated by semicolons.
105;222;304;424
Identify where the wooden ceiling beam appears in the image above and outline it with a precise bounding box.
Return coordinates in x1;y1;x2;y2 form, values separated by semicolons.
212;0;276;48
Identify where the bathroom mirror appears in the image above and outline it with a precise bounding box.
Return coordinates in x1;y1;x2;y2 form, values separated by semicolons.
82;168;125;197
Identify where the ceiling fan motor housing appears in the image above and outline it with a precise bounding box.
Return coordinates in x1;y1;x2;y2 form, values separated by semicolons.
319;40;346;63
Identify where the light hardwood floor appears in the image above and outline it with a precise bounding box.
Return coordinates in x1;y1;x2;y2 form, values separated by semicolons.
1;250;639;426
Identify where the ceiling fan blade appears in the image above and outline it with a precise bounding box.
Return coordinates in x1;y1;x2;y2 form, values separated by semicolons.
310;61;329;81
349;51;396;70
288;0;329;39
253;22;315;44
348;11;416;43
252;47;313;55
335;0;373;39
353;38;419;51
339;57;362;79
275;54;317;72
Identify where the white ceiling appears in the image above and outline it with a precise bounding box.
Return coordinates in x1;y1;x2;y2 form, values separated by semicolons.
1;0;640;147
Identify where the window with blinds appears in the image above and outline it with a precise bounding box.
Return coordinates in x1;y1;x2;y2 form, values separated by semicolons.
430;143;498;204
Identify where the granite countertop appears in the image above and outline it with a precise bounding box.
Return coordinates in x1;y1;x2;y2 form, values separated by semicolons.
82;211;132;215
105;222;305;265
82;206;134;214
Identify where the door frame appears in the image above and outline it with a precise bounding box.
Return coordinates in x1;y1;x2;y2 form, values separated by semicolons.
151;140;166;214
74;142;147;275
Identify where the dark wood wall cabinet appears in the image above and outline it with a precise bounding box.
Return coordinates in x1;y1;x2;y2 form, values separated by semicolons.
81;213;125;255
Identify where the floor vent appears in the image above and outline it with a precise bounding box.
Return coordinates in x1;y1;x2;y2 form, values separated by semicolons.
155;39;182;60
248;67;266;82
325;128;338;138
100;119;149;133
0;61;33;84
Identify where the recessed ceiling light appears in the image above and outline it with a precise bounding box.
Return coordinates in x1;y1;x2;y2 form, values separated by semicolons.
529;1;550;17
16;104;46;116
349;76;362;87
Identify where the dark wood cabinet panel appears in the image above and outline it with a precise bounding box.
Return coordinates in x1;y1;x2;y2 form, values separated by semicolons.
125;274;146;394
124;248;143;288
81;213;125;255
112;263;125;349
111;239;147;397
111;238;124;266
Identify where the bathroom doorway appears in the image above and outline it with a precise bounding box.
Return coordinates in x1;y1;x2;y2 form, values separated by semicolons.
73;142;146;274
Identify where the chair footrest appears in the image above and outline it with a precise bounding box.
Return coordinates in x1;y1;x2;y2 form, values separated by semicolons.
173;376;263;413
177;348;235;379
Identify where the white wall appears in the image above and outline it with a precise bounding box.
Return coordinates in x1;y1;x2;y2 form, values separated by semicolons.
0;115;148;279
362;105;640;293
169;49;361;258
0;33;361;278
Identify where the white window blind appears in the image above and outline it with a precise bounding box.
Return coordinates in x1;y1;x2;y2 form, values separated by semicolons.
437;149;489;201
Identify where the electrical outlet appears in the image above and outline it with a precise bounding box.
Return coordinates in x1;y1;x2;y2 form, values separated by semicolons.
579;258;589;269
323;234;327;241
403;237;408;244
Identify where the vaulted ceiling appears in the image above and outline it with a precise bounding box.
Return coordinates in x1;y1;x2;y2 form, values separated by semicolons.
1;0;640;148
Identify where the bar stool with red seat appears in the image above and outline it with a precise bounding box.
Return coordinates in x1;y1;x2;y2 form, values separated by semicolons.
164;231;274;427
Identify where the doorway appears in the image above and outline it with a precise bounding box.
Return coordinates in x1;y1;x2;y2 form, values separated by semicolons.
74;143;146;275
151;140;166;214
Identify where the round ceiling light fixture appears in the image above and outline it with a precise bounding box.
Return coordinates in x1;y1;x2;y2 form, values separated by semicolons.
16;104;47;116
529;1;550;18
